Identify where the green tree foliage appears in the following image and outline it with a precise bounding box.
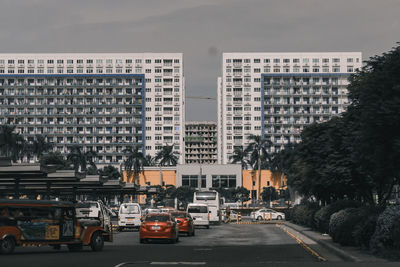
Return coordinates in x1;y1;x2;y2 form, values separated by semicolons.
39;151;69;168
99;165;121;180
154;145;179;166
260;186;279;203
0;125;26;161
123;145;145;183
229;146;248;169
280;45;400;207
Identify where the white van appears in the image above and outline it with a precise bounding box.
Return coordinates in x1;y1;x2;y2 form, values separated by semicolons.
118;203;142;231
187;203;210;229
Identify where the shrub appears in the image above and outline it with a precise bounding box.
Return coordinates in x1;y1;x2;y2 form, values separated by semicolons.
370;205;400;254
329;207;369;246
291;202;320;228
352;213;379;249
314;200;361;233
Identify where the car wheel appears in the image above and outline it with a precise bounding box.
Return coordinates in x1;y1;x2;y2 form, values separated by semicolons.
206;225;210;229
118;227;123;232
140;239;145;244
67;244;83;252
257;216;263;221
51;244;61;250
0;237;16;255
277;215;282;220
176;236;179;243
192;230;195;236
90;232;104;252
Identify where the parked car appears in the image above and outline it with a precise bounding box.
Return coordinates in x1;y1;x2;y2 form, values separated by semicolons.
139;213;179;243
250;208;285;221
187;203;210;229
118;203;142;231
170;211;195;236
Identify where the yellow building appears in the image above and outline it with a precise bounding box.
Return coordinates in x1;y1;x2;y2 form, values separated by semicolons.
122;166;176;186
121;166;286;202
242;170;287;199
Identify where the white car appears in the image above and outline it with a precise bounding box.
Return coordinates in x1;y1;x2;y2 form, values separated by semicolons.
251;208;285;221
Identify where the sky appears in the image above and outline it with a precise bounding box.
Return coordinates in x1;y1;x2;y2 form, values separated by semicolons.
0;0;399;121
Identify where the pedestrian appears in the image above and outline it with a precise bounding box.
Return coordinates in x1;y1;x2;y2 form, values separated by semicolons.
225;206;231;223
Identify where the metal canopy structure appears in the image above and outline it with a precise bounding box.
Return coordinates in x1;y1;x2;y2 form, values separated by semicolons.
0;161;137;200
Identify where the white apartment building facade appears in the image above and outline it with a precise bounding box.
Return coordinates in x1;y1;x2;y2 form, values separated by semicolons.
0;53;185;166
218;52;362;164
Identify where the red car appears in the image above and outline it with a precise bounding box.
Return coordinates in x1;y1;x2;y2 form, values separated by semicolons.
139;213;179;243
170;211;195;236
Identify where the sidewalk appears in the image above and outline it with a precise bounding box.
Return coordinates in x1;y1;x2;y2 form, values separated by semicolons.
282;221;387;262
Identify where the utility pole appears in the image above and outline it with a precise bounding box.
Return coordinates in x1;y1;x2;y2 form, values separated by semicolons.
198;165;203;191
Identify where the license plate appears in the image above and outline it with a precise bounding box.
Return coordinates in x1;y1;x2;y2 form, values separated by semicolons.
152;226;160;230
128;218;134;221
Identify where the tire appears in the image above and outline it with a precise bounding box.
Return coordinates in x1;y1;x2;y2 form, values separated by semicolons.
140;239;145;244
206;225;210;229
257;216;263;221
0;237;15;255
277;215;282;220
176;236;179;243
192;229;195;236
51;244;61;250
118;227;123;232
68;244;83;252
90;232;104;252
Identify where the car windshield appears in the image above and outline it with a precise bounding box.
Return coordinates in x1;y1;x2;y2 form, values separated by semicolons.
188;206;208;213
171;212;186;218
120;204;139;214
145;215;170;222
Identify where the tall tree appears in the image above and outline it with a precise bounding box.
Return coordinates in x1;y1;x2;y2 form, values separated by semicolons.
154;145;179;186
0;125;26;161
99;165;121;180
245;135;272;200
143;155;156;166
32;134;53;159
67;145;86;172
229;146;248;169
123;145;145;184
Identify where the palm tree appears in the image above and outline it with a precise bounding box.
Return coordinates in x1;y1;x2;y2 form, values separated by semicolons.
32;135;53;159
67;145;86;172
245;135;273;200
123;145;145;184
154;145;179;186
0;125;26;161
229;146;248;169
144;155;156;166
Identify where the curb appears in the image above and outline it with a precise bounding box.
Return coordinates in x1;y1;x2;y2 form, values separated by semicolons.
281;222;361;262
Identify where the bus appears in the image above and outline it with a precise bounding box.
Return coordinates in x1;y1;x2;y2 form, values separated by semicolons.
0;200;113;254
193;191;221;224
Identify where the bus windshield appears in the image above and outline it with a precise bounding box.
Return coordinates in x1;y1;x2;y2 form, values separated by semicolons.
196;192;216;200
188;206;208;213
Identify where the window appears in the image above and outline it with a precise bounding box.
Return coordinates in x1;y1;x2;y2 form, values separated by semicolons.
283;59;290;63
273;58;280;63
212;175;236;188
333;58;340;63
293;58;300;63
182;175;206;188
264;59;270;63
254;58;260;63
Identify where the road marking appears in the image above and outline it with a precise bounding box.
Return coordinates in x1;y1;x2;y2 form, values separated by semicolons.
151;262;206;265
277;224;327;262
114;262;149;267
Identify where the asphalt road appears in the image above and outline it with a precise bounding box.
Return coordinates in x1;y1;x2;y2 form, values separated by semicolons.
1;223;399;267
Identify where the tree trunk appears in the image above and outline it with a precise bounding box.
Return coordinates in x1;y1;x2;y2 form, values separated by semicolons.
258;154;261;200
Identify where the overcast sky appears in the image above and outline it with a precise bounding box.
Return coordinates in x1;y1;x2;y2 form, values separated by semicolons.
0;0;399;121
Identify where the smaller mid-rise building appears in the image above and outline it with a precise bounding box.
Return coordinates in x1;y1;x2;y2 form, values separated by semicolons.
185;121;217;164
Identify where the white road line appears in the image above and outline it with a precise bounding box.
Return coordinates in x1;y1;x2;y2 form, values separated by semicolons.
150;262;206;265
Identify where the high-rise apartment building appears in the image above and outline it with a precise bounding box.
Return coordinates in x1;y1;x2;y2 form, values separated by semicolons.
185;121;217;164
218;52;362;164
0;53;185;166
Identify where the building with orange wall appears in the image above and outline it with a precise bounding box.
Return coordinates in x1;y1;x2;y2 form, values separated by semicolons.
121;165;286;203
242;170;287;200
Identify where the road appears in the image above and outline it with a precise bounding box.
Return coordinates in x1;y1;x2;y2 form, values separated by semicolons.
1;223;398;267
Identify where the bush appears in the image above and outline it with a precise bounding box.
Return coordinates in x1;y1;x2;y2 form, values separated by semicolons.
314;200;361;233
370;205;400;254
329;207;369;246
291;202;320;228
352;213;379;249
